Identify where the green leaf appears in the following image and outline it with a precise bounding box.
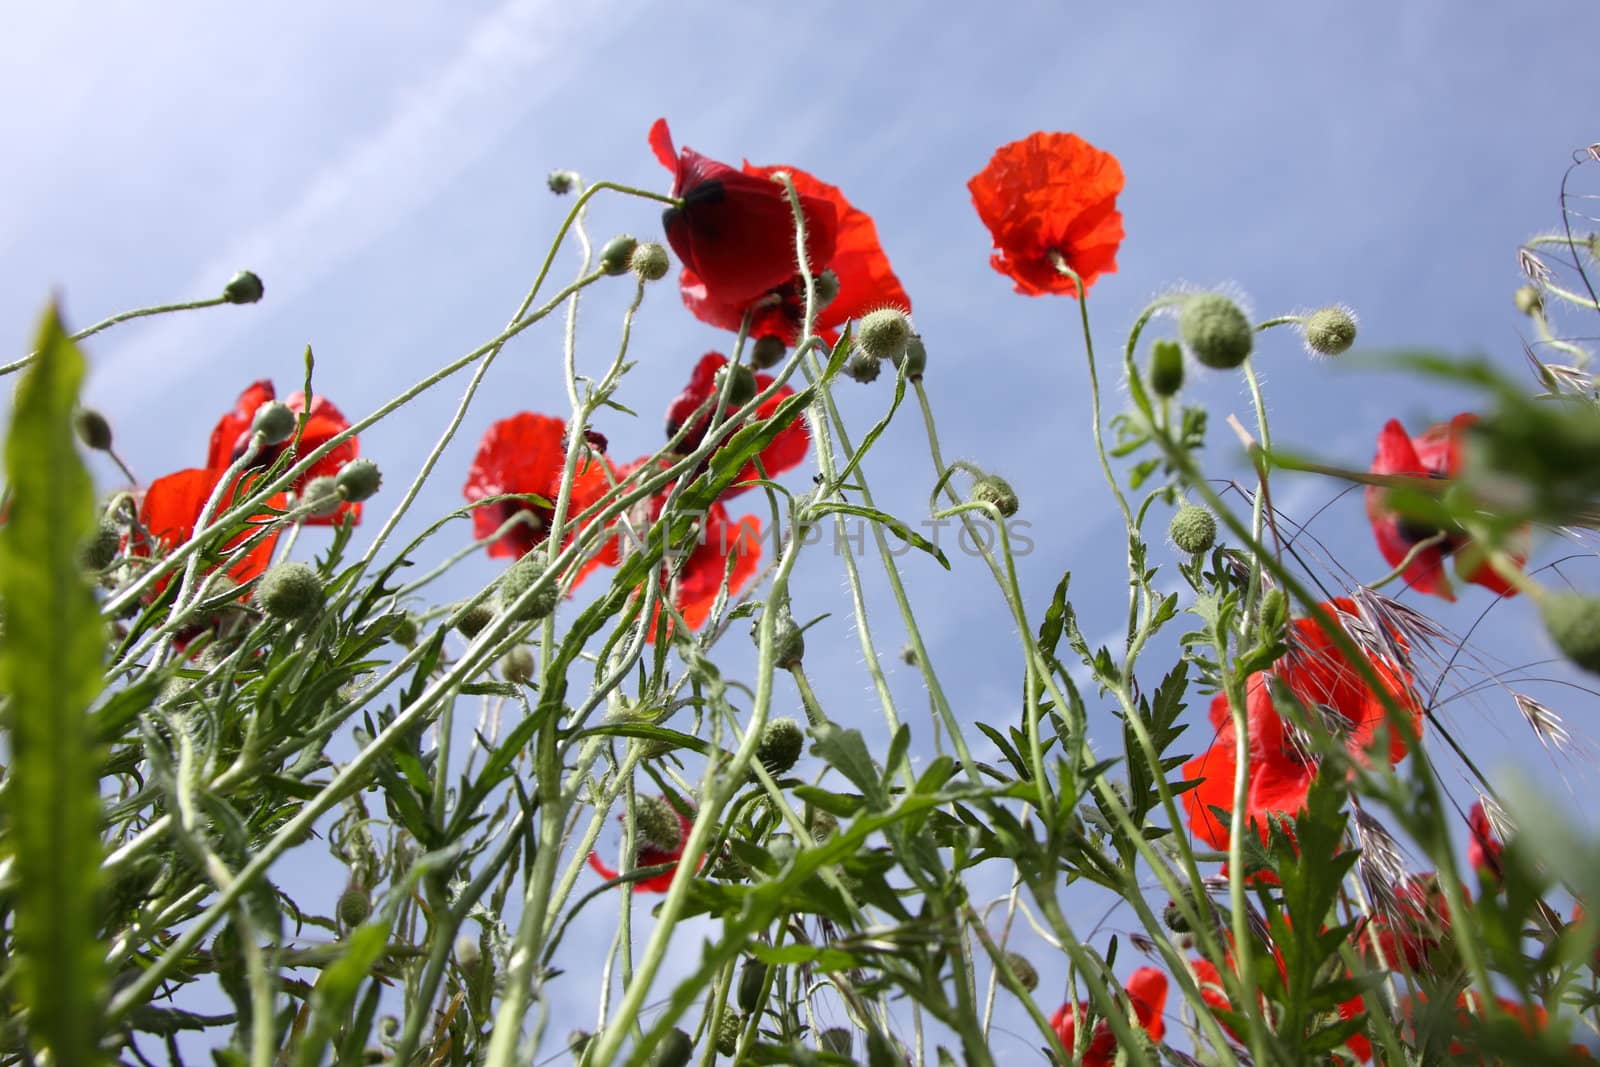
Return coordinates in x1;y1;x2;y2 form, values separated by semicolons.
0;304;108;1066
807;502;951;570
810;723;889;811
292;921;394;1067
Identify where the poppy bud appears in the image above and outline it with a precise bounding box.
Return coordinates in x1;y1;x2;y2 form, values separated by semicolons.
635;795;684;853
856;308;912;362
1302;305;1358;357
258;562;323;620
717;363;759;407
1514;285;1543;316
336;458;382;502
499;556;559;622
737;960;769;1014
74;408;114;451
454;935;482;972
1162;898;1190;932
301;475;342;517
766;833;797;867
547;169;579;195
81;517;122;571
755;718;805;776
1179;292;1253;370
893;334;927;379
809;810;838;840
845;351;881;384
631;242;670;282
751;608;805;669
1260;587;1289;641
819;1028;853;1055
336;884;371;930
222;270;265;305
390;612;419;647
715;1010;742;1056
1149;339;1185;396
749;334;786;371
971;475;1019;518
501;645;535;684
1540;591;1600;675
813;268;841;310
1169;505;1217;554
456;603;494;639
1003;951;1039;992
600;234;639;276
647;1029;693;1067
251;400;296;446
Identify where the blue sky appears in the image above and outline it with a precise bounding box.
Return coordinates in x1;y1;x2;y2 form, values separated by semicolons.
7;1;1600;1057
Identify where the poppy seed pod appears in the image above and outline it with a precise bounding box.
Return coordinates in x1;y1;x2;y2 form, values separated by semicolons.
74;408;114;451
257;562;323;620
600;234;639;276
336;884;371;930
547;169;579;194
455;603;494;639
1302;305;1358;357
1540;591;1600;675
635;795;684;854
1149;339;1185;397
81;517;122;571
844;351;881;384
856;308;912;362
716;362;759;407
1179;292;1253;370
1514;285;1543;316
300;475;342;517
500;645;535;684
755;718;805;776
223;270;265;305
1003;951;1039;992
894;333;927;379
251;400;296;446
647;1029;693;1067
737;960;769;1014
749;334;786;371
972;475;1019;518
389;612;420;647
335;458;382;502
1169;505;1217;554
499;556;559;622
715;1010;742;1056
630;241;670;282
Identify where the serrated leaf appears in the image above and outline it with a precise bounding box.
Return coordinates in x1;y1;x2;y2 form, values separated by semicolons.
292;921;393;1067
0;304;108;1066
811;723;888;811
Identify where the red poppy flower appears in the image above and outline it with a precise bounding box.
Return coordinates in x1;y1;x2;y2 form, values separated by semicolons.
967;131;1125;298
206;379;362;527
462;412;614;564
1357;873;1456;972
649;119;838;306
1366;414;1525;601
1400;991;1591;1063
1467;801;1505;883
1182;600;1422;851
680;165;910;348
663;352;810;495
131;467;286;593
1050;967;1166;1065
1189;956;1372;1062
586;798;698;893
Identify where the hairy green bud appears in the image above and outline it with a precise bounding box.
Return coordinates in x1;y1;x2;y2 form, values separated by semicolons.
1149;339;1184;397
301;475;342;516
499;556;559;622
547;169;579;195
750;334;786;371
635;795;683;853
1179;292;1253;370
647;1029;693;1067
972;475;1019;518
631;242;670;282
257;562;323;620
856;307;912;362
1169;505;1217;554
74;408;113;451
737;960;769;1014
716;1010;742;1056
845;351;881;383
1302;305;1358;356
600;234;639;276
251;400;295;446
456;603;494;639
755;718;805;776
81;517;121;571
223;270;264;305
336;884;371;930
1514;284;1543;316
501;646;535;684
336;458;382;502
717;363;759;407
1003;951;1039;992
